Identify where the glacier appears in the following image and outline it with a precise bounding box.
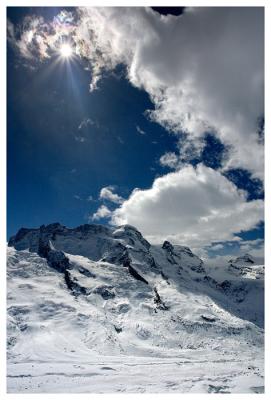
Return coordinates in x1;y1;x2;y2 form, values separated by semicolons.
7;223;264;393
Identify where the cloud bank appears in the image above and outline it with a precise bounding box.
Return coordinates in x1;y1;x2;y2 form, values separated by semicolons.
111;164;264;249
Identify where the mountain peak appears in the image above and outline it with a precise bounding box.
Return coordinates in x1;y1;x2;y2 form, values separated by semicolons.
229;253;255;265
162;240;174;252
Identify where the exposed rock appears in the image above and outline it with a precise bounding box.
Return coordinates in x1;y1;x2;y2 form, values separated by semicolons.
154;287;169;310
127;264;149;285
93;285;116;299
201;315;216;323
162;240;175;253
47;250;70;273
162;241;178;264
219;280;232;293
229;253;255;266
161;271;170;284
114;325;122;333
64;270;88;296
38;235;70;273
162;240;205;273
190;261;205;273
78;266;96;278
113;224;151;250
203;275;218;288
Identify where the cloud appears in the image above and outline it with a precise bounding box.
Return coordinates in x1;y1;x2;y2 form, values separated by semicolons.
111;164;264;248
238;238;264;257
7;11;77;60
74;135;86;142
117;136;124;144
160;152;179;169
209;243;224;251
99;186;124;204
92;205;112;220
76;7;264;179
9;8;264;179
78;118;94;130
136;125;146;135
205;240;264;267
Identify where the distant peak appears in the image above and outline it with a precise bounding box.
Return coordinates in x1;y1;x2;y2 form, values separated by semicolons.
40;222;65;231
162;240;174;252
229;253;255;265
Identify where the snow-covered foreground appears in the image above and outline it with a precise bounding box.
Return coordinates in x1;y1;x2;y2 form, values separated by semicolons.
7;223;264;393
8;353;264;393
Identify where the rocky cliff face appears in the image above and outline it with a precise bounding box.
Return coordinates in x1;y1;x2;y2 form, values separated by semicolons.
8;222;205;286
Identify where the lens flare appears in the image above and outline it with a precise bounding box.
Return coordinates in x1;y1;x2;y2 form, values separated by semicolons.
60;43;73;58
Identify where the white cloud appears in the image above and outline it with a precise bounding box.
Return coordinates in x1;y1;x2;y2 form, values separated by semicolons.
205;241;264;267
9;7;264;179
160;152;179;169
136;125;146;135
92;205;112;220
76;7;264;179
209;243;224;251
239;238;264;256
112;164;264;248
99;186;124;204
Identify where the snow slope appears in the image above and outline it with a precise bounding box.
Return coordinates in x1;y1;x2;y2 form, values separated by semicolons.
7;223;264;393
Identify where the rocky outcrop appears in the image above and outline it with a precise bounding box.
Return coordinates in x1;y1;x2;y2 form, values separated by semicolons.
153;287;169;310
162;241;178;265
64;270;88;296
37;233;70;273
113;225;151;251
127;264;149;285
229;253;255;266
93;285;116;299
162;240;205;273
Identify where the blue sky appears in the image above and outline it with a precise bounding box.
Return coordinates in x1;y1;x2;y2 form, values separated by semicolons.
7;7;264;260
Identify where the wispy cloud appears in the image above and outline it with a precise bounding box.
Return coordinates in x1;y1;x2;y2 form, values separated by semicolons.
159;152;179;169
117;136;124;144
78;118;94;130
99;186;124;204
136;125;146;135
74;135;86;143
92;205;111;221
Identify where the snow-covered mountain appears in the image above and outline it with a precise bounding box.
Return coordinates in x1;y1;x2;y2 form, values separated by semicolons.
7;223;264;393
227;253;264;279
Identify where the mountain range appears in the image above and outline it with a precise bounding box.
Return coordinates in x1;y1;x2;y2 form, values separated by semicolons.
7;223;264;393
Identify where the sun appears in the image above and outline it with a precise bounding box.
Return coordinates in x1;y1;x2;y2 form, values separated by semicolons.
60;43;73;58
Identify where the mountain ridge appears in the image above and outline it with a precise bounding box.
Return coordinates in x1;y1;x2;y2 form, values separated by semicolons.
7;222;264;393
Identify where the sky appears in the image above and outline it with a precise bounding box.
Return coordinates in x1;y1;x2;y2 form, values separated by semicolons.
7;6;264;260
